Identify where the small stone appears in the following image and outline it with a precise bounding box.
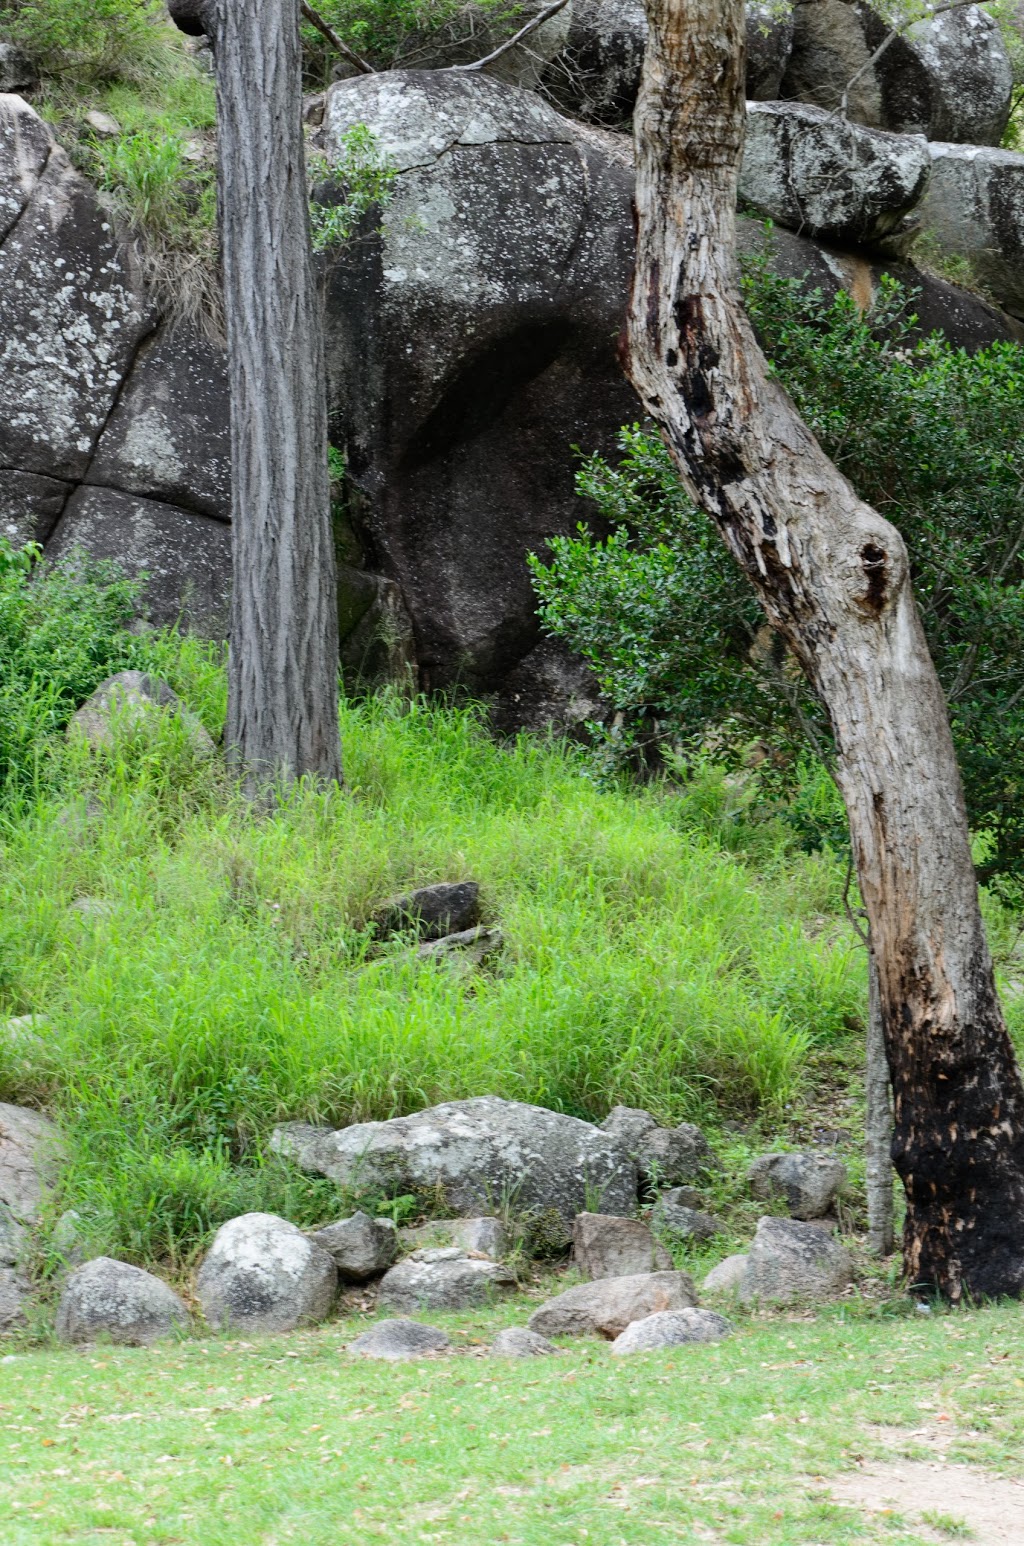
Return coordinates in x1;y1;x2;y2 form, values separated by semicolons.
417;925;502;967
348;1318;450;1360
372;881;480;941
528;1270;698;1340
69;672;215;759
310;1212;398;1282
702;1254;751;1295
377;1250;516;1313
55;1257;188;1345
491;1325;558;1358
610;1307;732;1354
650;1199;721;1243
196;1213;337;1334
741;1217;853;1304
747;1151;848;1219
84;110;121;138
400;1216;506;1258
573;1212;672;1279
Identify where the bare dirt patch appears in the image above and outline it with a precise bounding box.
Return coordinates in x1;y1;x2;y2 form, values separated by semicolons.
831;1458;1024;1544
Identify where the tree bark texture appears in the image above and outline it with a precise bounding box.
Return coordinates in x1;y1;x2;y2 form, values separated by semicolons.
866;944;895;1256
171;0;342;791
627;0;1024;1299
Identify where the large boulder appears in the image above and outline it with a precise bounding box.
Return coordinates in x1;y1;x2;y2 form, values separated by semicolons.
271;1096;638;1227
0;45;38;95
572;1212;672;1279
528;1269;697;1338
915;143;1024;320
541;0;794;123
780;0;1012;146
320;68;638;719
739;101;930;249
740;1216;853;1304
54;1257;189;1346
747;1151;847;1219
0;100;155;482
377;1247;516;1311
196;1213;337;1333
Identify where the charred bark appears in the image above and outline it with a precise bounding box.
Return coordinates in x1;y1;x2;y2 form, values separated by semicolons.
627;0;1024;1298
169;0;342;792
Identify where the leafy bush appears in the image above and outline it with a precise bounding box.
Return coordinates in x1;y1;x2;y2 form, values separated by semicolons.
302;0;524;79
0;0;172;84
532;252;1024;888
308;124;398;252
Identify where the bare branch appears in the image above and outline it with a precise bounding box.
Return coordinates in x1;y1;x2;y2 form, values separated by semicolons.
451;0;571;74
300;0;376;76
836;0;979;119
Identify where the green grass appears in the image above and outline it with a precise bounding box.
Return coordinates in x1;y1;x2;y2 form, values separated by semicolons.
0;610;867;1268
1;1296;1023;1544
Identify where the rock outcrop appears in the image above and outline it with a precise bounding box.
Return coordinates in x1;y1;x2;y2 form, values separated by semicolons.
272;1096;639;1227
916;142;1024;319
68;671;216;757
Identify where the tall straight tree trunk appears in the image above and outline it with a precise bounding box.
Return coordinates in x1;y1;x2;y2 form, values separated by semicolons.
865;944;895;1255
170;0;342;793
627;0;1024;1299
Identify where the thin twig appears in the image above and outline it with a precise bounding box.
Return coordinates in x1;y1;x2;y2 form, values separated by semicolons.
451;0;571;73
842;848;870;947
836;0;977;120
301;0;375;76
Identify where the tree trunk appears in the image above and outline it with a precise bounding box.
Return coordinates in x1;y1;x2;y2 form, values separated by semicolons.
865;943;895;1256
170;0;342;793
627;0;1024;1299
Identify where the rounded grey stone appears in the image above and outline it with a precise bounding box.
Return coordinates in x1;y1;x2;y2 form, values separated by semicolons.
490;1325;559;1358
702;1254;751;1295
196;1213;337;1334
610;1308;733;1355
747;1151;848;1220
310;1212;398;1282
55;1257;188;1346
348;1318;451;1360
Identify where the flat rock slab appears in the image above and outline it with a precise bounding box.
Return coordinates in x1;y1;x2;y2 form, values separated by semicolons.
573;1211;671;1279
196;1213;337;1334
610;1307;733;1354
55;1257;188;1346
741;1217;853;1304
310;1212;398;1282
747;1151;847;1220
491;1325;558;1357
377;1249;516;1312
272;1096;638;1227
528;1269;697;1340
348;1318;451;1360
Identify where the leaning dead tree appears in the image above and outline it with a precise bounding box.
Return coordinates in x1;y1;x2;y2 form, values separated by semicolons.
628;0;1024;1298
170;0;342;793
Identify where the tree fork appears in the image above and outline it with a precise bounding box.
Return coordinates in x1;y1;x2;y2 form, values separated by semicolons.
627;0;1024;1299
169;0;343;794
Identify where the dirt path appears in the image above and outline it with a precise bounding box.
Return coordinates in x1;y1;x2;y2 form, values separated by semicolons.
831;1458;1024;1544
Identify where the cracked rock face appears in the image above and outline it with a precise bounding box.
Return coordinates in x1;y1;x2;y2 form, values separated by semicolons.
321;69;637;713
739;101;930;248
272;1096;639;1227
916;142;1024;320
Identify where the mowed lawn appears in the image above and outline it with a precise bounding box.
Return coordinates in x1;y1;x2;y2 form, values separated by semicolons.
2;1297;1023;1546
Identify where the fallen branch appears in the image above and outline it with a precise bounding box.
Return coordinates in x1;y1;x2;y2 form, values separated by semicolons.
451;0;571;73
300;0;375;76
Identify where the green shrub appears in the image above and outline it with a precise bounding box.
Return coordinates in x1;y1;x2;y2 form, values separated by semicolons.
302;0;524;79
308;124;398;251
0;0;172;84
532;250;1024;889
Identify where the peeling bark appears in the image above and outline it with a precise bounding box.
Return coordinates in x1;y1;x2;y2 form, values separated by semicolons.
170;0;342;792
627;0;1024;1299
